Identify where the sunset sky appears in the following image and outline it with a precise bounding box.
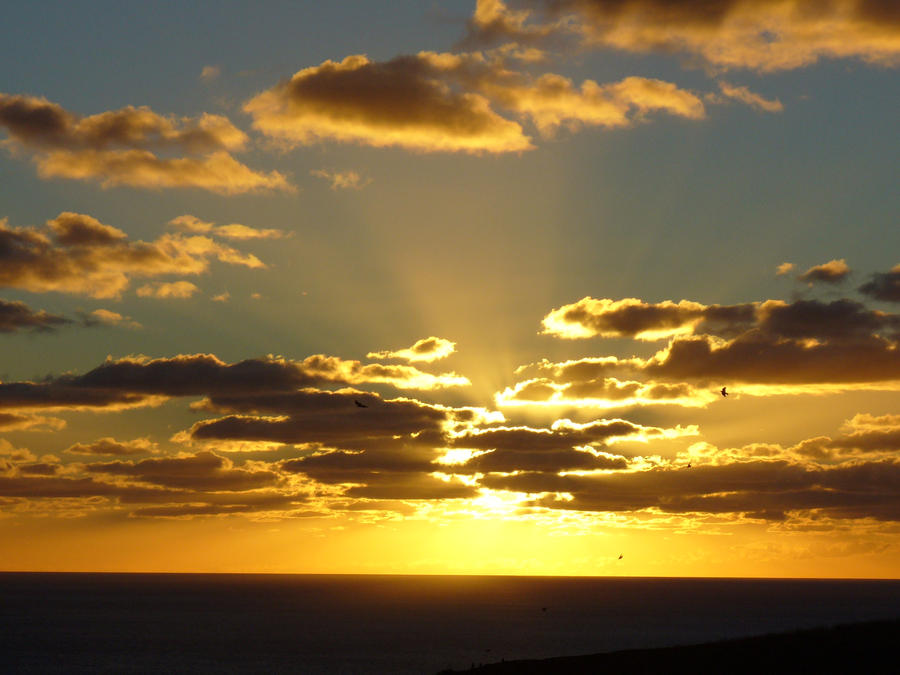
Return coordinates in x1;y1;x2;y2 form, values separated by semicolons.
1;0;898;578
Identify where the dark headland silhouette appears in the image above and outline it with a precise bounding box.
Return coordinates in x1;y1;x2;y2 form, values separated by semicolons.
439;618;900;674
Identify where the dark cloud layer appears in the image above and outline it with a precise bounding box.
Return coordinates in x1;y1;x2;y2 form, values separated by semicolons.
0;298;69;333
859;265;900;302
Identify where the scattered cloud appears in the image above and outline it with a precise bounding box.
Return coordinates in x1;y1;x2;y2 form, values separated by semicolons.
713;81;783;113
136;281;200;299
368;336;457;362
168;215;286;240
798;258;851;284
859;264;900;302
66;437;158;456
310;168;372;190
200;65;221;82
0;298;69;333
244;53;533;154
0;212;265;299
0;93;291;193
776;262;796;276
465;0;900;72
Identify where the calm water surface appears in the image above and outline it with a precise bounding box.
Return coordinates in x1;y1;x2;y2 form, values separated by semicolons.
2;573;899;673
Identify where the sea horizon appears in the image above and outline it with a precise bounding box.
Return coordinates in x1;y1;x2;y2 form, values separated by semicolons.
4;572;899;673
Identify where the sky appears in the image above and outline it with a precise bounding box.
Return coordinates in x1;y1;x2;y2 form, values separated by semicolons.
0;0;898;578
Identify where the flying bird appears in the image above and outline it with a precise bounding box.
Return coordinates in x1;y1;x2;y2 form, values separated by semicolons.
618;554;623;560
354;399;368;408
721;387;728;397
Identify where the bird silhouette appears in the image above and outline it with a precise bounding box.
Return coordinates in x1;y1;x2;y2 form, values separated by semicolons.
354;399;368;408
721;387;728;397
687;462;692;468
618;554;623;560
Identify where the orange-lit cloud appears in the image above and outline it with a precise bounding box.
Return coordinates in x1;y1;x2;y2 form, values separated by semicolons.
0;93;290;193
713;81;784;112
0;412;65;432
168;214;285;240
485;73;705;135
467;0;900;72
136;281;200;299
798;258;851;284
368;336;457;362
66;437;158;457
0;213;265;299
244;53;533;154
541;297;756;340
310;168;372;190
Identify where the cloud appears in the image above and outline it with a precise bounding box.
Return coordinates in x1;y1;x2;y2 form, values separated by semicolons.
448;418;695;473
66;437;157;456
859;264;900;302
0;213;265;299
481;446;900;523
34;149;291;194
0;93;247;152
0;298;69;333
484;73;706;135
136;281;200;299
714;81;783;112
0;93;291;193
541;297;756;340
168;215;285;240
776;262;795;276
310;168;372;190
527;296;900;403
367;336;457;362
466;0;900;72
84;450;280;491
0;412;65;432
188;388;456;447
496;375;712;409
200;65;221;82
78;309;141;329
244;53;534;154
798;258;851;284
0;352;470;416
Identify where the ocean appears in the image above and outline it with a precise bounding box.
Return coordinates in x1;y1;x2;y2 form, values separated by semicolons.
2;573;899;673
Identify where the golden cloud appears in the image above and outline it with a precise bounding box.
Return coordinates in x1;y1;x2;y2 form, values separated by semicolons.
0;213;265;299
468;0;900;72
0;93;291;193
136;281;200;299
243;53;533;153
168;214;286;240
367;336;457;363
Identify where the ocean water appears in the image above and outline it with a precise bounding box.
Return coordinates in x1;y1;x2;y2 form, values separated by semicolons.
1;573;899;673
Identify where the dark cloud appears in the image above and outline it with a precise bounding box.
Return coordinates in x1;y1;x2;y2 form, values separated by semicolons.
0;298;69;333
482;457;900;522
83;450;280;491
541;297;756;340
536;297;900;389
859;265;900;302
65;437;157;456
